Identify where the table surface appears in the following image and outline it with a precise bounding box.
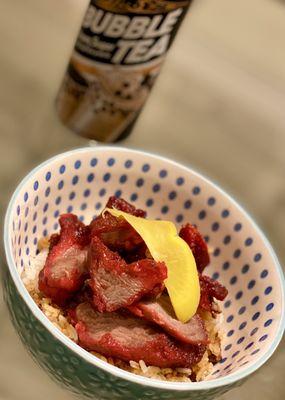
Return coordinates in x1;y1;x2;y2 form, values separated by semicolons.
0;0;284;399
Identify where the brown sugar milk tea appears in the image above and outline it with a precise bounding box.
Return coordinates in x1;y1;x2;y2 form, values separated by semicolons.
56;0;193;142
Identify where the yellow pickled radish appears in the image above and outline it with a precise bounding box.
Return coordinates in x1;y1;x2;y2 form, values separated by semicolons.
104;208;200;323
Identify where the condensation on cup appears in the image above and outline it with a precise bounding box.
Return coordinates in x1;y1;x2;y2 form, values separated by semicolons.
56;0;193;142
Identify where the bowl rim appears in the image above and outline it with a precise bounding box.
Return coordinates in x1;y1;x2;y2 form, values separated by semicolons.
3;146;285;392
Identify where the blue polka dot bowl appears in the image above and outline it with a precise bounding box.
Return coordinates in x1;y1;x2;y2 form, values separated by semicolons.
3;147;285;400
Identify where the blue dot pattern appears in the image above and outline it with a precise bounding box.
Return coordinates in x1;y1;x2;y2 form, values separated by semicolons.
9;149;281;382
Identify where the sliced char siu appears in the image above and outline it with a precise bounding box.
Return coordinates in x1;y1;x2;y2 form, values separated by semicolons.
72;302;206;368
90;197;146;254
179;223;210;272
128;295;208;345
39;214;90;304
199;274;228;312
88;236;167;312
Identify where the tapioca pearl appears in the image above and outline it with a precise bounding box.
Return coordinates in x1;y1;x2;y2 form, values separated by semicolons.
175;214;184;223
192;186;200;195
184;200;192;209
159;169;167;178
20;259;24;267
176;177;184;186
168;191;177;200
204;235;210;243
130;193;138;202
239;321;247;330
142;163;150;172
259;334;268;342
161;205;169;214
43;229;48;237
251;296;259;305
213;248;221;257
226;315;234;323
224;300;231;308
59;164;66;174
221;209;230;218
212;272;220;280
224;344;232;351
95;202;102;210
42;216;48;225
251;349;260;356
245;342;254;350
84;189;91;198
53;223;59;230
198;210;206;220
107;158;115;167
33;238;37;246
264;286;272;295
17;235;21;246
234;223;242;232
125;159;133;169
245;237;253;246
54;210;60;218
90;158;98;167
220;357;227;364
264;319;273;327
152;183;160;193
72;175;79;185
103;172;111;182
136;178;144;187
223;261;230;271
266;303;274;312
230;276;238;285
232;351;240;359
33;212;37;221
32;225;37;234
237;336;245;345
80;203;87;211
146;198;154;207
45;171;51;181
45;187;50;197
224;363;232;370
58;180;64;190
17;205;20;216
223;235;231;245
250;327;259;336
26;247;30;256
74;160;81;169
248;280;256;289
242;264;250;274
79;215;84;222
235;290;243;300
260;269;269;279
254;253;262;262
99;188;106;197
18;220;22;230
233;249;241;258
87;173;95;183
67;205;73;213
43;203;49;213
24;222;28;232
212;370;220;375
119;174;127;184
114;189;122;198
252;312;260;321
238;306;246;315
55;196;61;205
237;356;246;363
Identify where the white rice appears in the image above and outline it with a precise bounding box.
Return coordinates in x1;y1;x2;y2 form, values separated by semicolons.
22;247;223;382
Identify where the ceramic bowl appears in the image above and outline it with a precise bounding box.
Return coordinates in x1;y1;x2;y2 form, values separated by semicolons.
3;147;284;400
